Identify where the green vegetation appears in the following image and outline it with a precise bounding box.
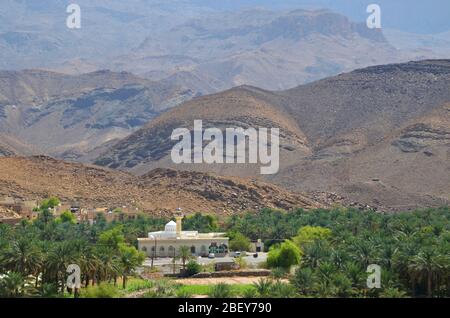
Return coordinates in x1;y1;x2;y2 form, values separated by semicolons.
267;240;301;269
185;260;202;276
0;198;145;297
118;244;145;289
228;232;251;251
293;226;332;247
80;283;120;298
122;277;155;293
207;282;233;298
234;256;248;269
182;213;218;232
227;207;450;298
0;197;449;298
55;211;77;224
179;245;193;272
142;279;177;298
39;197;60;210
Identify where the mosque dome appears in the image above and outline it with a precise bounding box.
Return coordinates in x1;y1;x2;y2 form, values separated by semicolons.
164;220;177;233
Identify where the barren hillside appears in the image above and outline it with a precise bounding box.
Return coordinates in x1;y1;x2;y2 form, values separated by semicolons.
0;70;196;159
94;60;450;211
0;156;327;216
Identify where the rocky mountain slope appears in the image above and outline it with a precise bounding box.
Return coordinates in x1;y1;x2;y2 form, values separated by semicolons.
118;9;431;93
0;156;328;216
94;60;450;211
0;69;196;159
0;134;38;157
2;2;440;94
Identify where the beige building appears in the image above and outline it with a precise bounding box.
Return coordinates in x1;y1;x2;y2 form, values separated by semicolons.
0;197;38;222
138;216;229;258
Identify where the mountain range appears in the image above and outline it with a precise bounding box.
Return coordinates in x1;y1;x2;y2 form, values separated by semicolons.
2;3;449;93
94;60;450;211
2;6;437;161
0;69;195;159
86;9;446;93
1;4;449;214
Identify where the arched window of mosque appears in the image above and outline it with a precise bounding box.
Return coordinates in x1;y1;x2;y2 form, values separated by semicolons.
160;246;165;252
141;246;147;252
190;246;196;253
209;244;217;253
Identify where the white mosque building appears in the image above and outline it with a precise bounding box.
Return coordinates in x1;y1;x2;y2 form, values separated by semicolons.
137;215;229;257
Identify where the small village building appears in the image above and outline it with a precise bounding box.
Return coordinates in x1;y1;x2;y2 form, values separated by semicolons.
0;197;38;222
138;216;229;258
250;239;265;252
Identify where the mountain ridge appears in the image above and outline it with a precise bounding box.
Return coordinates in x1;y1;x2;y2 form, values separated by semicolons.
0;69;197;159
0;155;329;215
93;59;450;211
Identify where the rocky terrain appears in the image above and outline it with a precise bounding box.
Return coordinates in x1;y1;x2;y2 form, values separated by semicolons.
0;69;196;159
0;134;37;157
1;2;443;93
94;60;450;211
0;156;328;216
0;206;20;220
0;143;15;157
118;9;430;93
1;2;449;214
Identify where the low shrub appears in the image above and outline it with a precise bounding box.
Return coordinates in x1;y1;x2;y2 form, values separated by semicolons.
80;283;119;298
186;260;202;277
208;283;232;298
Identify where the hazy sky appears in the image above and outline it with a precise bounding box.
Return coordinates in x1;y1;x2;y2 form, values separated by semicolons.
192;0;450;34
3;1;449;34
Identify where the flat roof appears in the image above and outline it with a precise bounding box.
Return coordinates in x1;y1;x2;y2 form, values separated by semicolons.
138;237;228;241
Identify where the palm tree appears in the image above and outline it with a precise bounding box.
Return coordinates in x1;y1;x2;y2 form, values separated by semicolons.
78;245;100;287
253;278;273;298
270;280;297;298
0;272;24;297
316;261;336;287
393;239;420;296
0;239;42;277
332;272;354;298
179;246;192;271
0;238;43;294
97;248;120;286
118;244;144;289
409;248;441;297
45;241;76;293
302;240;330;268
291;267;315;295
344;262;365;288
378;244;398;270
351;241;376;268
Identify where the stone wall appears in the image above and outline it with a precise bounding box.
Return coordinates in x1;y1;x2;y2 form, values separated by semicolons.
179;269;271;278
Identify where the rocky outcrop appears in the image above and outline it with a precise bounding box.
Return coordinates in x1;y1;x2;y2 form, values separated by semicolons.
0;156;329;216
392;123;450;153
0;70;196;159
